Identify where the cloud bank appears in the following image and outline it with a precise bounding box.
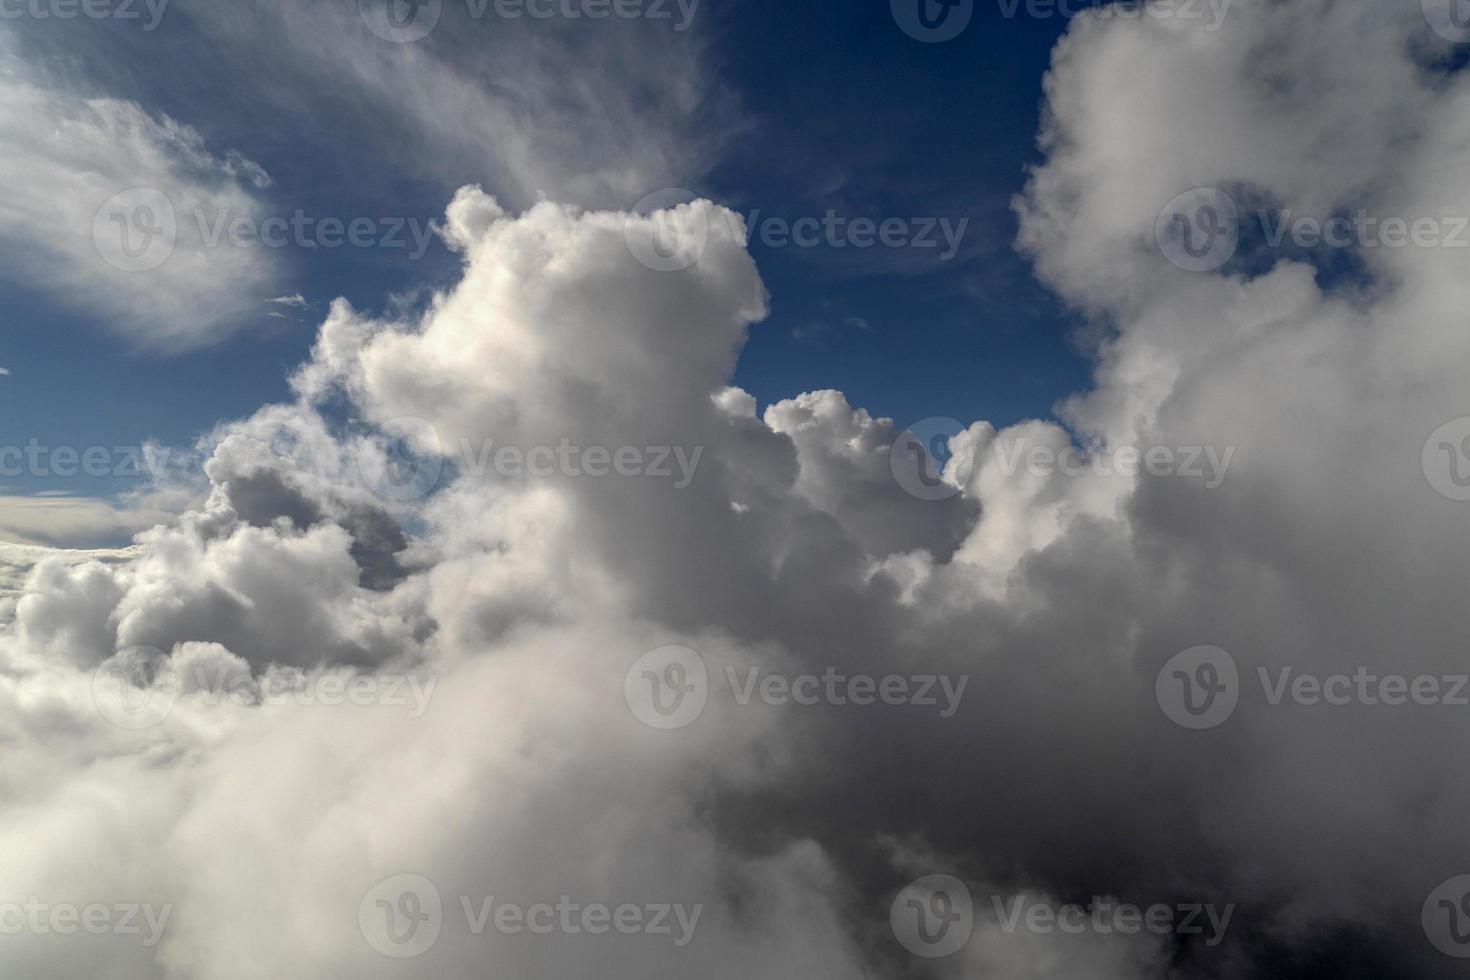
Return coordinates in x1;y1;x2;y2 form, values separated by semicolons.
3;2;1470;977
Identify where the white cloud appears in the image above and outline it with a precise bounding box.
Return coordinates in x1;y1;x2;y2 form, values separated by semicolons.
175;0;735;211
0;493;182;550
0;35;279;350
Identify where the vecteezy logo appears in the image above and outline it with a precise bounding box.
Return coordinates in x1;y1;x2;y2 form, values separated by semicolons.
92;188;176;273
891;0;973;42
1424;0;1470;43
890;417;971;501
1156;646;1239;730
624;189;710;273
359;874;443;958
1156;188;1240;273
357;417;445;502
624;645;708;730
91;646;178;730
360;0;442;42
890;874;974;958
1423;875;1470;957
1423;418;1470;501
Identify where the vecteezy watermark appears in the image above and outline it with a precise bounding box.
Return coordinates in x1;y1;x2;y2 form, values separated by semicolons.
1423;0;1470;44
0;0;168;29
889;417;972;502
358;417;705;502
358;0;698;43
191;667;439;718
622;646;969;729
889;874;1234;959
888;417;1236;502
989;894;1234;947
987;440;1234;488
892;0;1230;42
1156;188;1470;273
623;646;709;730
358;874;702;958
1157;646;1470;730
623;189;970;273
994;0;1231;30
1156;646;1239;730
91;188;438;273
1423;417;1470;501
92;647;179;731
891;0;972;42
737;209;969;260
92;649;440;730
0;441;163;480
890;874;974;958
0;899;171;947
1424;875;1470;958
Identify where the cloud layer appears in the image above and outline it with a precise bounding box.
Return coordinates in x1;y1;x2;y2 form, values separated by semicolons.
3;2;1470;977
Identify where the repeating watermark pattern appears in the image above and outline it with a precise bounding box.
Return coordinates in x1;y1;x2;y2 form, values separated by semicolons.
92;651;440;730
358;874;702;959
1423;0;1470;44
1424;875;1470;958
92;188;439;273
623;647;969;730
1157;188;1470;273
0;441;164;480
1157;646;1470;730
1423;417;1470;501
890;874;974;958
359;0;698;43
623;189;970;273
0;900;171;947
0;0;168;29
990;895;1234;946
359;417;705;502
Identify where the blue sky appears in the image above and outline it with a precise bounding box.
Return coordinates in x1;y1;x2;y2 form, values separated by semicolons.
0;0;1091;506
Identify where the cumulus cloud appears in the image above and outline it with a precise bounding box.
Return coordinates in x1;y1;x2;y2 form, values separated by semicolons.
4;2;1470;976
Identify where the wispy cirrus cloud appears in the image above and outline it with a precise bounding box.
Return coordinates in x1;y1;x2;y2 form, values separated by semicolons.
0;32;279;351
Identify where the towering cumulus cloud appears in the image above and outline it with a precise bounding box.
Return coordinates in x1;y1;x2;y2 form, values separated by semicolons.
2;1;1470;976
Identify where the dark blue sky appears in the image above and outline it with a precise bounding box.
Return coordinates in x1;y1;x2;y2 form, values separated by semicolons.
0;0;1094;499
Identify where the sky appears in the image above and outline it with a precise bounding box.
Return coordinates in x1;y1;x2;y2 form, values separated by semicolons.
0;0;1089;517
5;1;1470;978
